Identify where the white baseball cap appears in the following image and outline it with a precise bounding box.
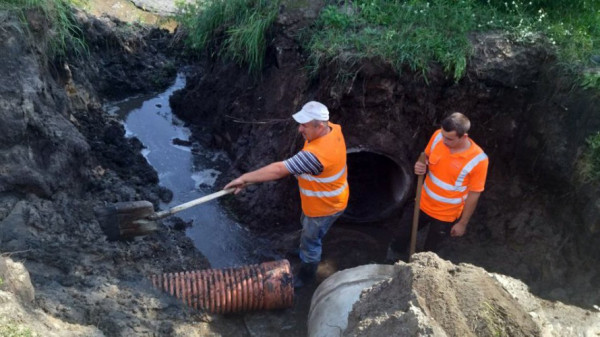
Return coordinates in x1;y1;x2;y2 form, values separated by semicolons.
292;101;329;123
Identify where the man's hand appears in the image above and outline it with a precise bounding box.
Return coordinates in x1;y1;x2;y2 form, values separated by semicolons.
415;160;428;175
450;221;467;237
224;177;247;194
450;191;481;237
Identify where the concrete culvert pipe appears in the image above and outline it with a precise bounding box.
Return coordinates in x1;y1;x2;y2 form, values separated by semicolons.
343;149;411;222
308;264;398;337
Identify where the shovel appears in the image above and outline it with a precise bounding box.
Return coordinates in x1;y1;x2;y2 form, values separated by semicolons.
95;188;236;241
409;152;427;261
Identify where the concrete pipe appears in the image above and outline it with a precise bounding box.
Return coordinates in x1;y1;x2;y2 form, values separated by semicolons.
151;259;294;314
344;149;411;222
308;264;398;337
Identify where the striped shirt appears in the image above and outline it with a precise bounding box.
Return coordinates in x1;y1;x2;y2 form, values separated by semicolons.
283;151;323;176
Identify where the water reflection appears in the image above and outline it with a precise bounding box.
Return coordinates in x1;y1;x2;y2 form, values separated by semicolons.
105;73;275;268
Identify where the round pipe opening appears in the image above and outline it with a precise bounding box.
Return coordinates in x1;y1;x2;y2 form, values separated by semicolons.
343;150;411;223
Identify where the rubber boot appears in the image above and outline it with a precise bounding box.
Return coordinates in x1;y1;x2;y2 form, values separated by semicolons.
293;262;318;288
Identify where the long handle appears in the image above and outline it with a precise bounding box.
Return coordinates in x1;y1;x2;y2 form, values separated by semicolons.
149;188;236;220
409;152;427;261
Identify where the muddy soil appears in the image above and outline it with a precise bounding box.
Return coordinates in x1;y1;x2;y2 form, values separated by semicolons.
169;0;600;316
0;5;318;336
0;7;237;336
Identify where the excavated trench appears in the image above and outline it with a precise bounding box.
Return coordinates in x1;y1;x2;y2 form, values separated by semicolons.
107;76;411;271
106;73;278;268
2;3;600;335
168;27;600;310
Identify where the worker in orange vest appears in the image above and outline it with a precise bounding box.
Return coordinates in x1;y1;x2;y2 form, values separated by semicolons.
388;112;488;261
225;101;349;287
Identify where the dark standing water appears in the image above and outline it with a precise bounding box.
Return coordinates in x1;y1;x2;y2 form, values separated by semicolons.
105;73;277;268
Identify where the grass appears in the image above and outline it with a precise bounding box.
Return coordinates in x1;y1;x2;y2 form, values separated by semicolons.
0;325;34;337
305;0;476;81
577;132;600;183
476;301;507;337
495;1;599;55
173;1;599;86
304;0;599;83
176;0;280;73
0;0;88;59
582;71;600;90
0;319;34;337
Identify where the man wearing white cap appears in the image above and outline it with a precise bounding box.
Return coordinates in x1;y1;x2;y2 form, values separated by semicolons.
225;101;349;287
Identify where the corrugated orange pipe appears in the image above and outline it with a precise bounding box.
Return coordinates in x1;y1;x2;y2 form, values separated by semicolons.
151;259;294;313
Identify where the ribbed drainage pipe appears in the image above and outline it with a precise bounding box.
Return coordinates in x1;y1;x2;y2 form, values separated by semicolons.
151;259;294;314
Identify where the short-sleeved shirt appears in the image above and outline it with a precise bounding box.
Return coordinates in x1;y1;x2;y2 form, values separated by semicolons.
283;151;324;176
420;129;488;222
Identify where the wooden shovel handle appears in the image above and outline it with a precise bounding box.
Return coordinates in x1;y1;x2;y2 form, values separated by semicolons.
409;152;427;261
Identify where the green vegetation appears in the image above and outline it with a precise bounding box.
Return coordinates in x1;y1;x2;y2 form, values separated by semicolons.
477;301;507;337
577;132;600;183
306;0;475;81
306;0;599;82
582;71;600;90
175;0;598;84
176;0;280;73
0;322;34;337
0;0;87;58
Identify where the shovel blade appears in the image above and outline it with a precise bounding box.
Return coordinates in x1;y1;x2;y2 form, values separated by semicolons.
95;201;155;241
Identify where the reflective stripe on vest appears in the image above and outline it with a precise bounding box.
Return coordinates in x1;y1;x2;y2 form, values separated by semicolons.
297;122;349;217
423;182;467;204
428;172;467;192
430;132;443;153
299;181;348;198
300;166;346;183
455;153;488;186
424;153;488;204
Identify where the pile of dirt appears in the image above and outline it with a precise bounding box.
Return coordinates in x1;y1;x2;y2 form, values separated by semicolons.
0;256;104;336
344;253;600;336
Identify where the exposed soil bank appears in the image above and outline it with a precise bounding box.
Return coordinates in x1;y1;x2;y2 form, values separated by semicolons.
0;8;239;336
170;0;600;311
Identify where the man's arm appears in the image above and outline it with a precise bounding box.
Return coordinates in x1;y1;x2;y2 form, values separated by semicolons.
224;162;290;194
450;191;481;237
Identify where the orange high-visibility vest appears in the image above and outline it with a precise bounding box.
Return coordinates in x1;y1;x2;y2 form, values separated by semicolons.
297;122;349;217
420;129;489;222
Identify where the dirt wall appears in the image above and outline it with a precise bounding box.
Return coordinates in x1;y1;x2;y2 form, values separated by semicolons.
0;9;216;336
170;5;600;309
